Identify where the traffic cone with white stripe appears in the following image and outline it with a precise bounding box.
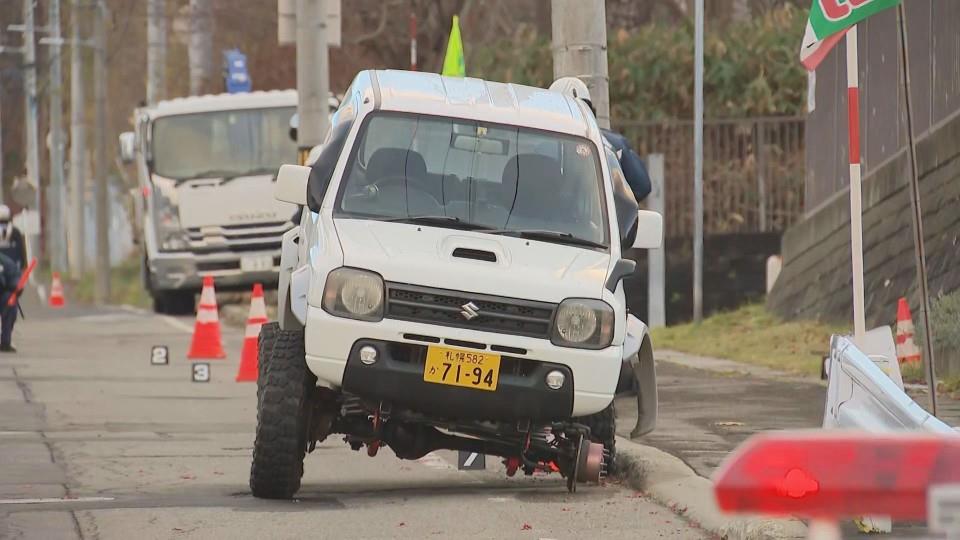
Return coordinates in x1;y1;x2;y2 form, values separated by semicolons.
235;283;268;382
895;297;921;365
187;276;226;359
48;272;65;308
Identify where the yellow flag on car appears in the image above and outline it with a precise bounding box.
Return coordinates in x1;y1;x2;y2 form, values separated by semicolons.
441;15;466;77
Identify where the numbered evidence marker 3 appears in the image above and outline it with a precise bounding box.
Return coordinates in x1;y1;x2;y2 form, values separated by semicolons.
192;362;211;383
150;345;170;365
458;451;486;470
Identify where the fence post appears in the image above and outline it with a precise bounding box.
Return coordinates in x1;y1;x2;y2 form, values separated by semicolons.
647;153;666;329
756;121;768;232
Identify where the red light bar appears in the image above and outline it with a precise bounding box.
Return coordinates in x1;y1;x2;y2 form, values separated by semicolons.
714;431;960;520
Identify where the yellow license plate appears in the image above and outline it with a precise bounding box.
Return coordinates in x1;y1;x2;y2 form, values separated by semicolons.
423;346;500;391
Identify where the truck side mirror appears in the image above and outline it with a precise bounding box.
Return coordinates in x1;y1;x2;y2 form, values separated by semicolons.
632;210;663;249
274;164;310;206
118;132;136;164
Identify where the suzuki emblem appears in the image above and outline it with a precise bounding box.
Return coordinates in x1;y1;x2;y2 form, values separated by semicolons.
460;302;480;321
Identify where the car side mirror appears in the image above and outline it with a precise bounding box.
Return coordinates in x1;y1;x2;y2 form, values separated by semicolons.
118;132;136;164
632;210;663;249
275;164;310;205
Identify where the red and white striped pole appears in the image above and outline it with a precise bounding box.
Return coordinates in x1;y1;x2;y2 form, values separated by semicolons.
845;26;866;340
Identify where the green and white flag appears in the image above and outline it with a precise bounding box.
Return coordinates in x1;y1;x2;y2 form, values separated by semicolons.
800;0;899;71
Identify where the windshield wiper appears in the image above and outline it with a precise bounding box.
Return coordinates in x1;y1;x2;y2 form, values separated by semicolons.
486;229;607;249
383;215;492;231
171;168;275;183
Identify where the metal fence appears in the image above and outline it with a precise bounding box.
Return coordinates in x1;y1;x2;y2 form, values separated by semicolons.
617;117;805;238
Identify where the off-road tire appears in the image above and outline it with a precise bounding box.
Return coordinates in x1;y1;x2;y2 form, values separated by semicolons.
575;403;617;475
256;323;280;404
249;325;315;499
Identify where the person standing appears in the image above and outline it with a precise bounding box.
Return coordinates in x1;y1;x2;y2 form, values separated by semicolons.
548;77;652;203
0;205;27;352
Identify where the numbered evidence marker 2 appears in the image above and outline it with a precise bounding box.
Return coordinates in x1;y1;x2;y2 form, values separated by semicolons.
457;451;486;471
192;362;211;383
150;345;170;365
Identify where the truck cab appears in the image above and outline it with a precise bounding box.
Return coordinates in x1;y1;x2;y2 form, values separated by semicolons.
121;91;300;313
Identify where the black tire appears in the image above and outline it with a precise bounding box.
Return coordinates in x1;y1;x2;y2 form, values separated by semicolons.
575;403;617;475
249;326;316;499
152;290;195;315
256;323;280;405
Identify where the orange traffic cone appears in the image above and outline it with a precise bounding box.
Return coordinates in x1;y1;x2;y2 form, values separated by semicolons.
48;272;65;308
895;297;921;364
187;276;226;359
235;283;268;382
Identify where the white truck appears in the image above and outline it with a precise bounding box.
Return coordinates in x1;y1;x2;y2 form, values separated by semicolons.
252;70;662;497
120;91;301;314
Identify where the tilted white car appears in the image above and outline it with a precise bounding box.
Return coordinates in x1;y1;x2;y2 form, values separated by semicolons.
251;70;662;498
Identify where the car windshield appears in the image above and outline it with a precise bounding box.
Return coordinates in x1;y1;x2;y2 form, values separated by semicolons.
151;106;296;180
336;112;608;246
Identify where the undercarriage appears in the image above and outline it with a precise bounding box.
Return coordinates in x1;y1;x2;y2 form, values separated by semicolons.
309;388;608;492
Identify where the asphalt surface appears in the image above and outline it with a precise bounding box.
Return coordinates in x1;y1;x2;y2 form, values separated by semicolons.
617;356;960;479
0;294;706;540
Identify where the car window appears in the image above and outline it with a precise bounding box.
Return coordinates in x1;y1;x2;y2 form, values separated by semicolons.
336;112;608;245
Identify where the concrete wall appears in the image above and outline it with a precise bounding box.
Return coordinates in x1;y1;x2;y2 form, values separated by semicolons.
768;108;960;338
805;1;960;211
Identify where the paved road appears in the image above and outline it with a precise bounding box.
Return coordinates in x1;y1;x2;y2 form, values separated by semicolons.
0;296;705;540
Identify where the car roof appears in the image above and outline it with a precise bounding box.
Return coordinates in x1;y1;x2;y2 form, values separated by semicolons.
371;70;595;138
142;90;298;119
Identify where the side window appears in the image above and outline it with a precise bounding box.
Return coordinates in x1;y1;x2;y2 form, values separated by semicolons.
606;148;639;246
307;119;354;212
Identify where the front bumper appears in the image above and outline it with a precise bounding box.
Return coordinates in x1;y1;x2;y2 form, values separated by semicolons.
304;305;621;417
148;251;281;291
341;339;574;421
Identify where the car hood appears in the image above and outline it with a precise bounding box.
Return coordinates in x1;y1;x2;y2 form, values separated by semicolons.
334;218;611;303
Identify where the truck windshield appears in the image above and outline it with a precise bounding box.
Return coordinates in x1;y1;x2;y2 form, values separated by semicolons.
336;112;608;246
151;106;296;180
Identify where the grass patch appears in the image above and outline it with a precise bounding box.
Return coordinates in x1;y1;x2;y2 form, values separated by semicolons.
71;257;150;308
650;303;848;377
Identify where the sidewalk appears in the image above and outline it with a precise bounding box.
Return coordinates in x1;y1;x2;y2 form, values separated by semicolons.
617;349;960;478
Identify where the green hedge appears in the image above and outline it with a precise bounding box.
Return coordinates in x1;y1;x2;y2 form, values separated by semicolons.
471;4;807;120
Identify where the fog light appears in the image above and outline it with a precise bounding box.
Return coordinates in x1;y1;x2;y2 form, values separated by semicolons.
545;370;565;390
359;345;378;365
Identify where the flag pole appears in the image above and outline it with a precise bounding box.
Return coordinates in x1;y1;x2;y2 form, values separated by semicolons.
845;26;866;340
897;3;937;415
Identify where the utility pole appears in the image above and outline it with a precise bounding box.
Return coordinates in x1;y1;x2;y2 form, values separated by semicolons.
22;0;42;261
188;0;212;95
68;0;86;278
47;0;68;272
0;85;4;202
550;0;610;129
296;0;330;164
93;0;109;302
693;0;705;324
147;0;166;104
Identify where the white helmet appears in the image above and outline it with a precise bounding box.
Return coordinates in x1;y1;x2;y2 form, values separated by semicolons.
549;77;592;104
0;205;10;222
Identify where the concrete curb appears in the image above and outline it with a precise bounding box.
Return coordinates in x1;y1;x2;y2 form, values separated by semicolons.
615;436;807;540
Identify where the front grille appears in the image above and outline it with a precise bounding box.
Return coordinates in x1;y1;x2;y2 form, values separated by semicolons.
385;283;556;339
185;221;292;253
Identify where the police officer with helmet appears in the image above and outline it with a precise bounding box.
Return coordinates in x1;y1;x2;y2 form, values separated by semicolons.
549;77;652;203
0;205;26;352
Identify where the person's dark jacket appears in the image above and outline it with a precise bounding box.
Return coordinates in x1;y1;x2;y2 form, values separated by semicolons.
600;128;652;202
0;252;21;296
0;225;26;270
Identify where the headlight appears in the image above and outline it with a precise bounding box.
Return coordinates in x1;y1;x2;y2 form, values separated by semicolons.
322;268;385;321
150;176;189;251
551;298;614;349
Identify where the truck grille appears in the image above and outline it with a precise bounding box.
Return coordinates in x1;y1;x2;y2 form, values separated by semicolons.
384;283;556;339
185;221;292;253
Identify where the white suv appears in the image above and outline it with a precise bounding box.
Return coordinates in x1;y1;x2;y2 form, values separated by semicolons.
251;70;662;498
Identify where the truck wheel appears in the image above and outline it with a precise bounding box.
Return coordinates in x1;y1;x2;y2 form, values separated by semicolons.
152;291;195;315
249;326;315;499
575;403;617;475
